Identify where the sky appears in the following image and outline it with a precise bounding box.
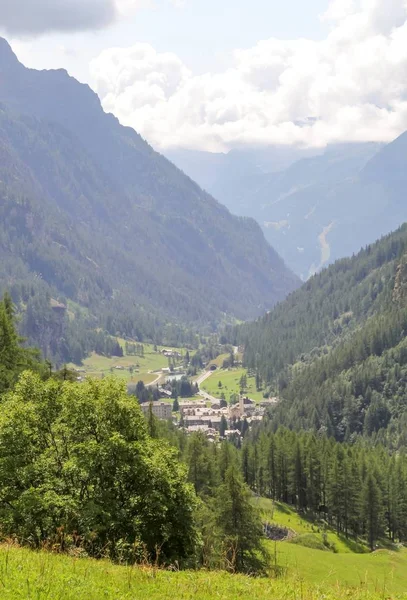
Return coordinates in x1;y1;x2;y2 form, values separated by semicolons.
2;0;407;151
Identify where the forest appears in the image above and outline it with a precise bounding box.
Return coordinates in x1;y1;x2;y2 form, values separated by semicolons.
231;225;407;445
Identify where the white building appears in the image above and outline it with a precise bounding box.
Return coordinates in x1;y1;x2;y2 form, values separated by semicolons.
140;402;172;420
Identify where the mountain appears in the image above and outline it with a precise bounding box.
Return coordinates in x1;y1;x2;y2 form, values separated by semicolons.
167;140;407;281
234;223;407;445
165;146;321;195
0;38;299;360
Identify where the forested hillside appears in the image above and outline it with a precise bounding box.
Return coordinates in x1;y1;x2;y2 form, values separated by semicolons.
0;38;298;363
234;224;407;444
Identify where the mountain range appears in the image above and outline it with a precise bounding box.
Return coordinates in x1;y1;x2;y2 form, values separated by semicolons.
167;138;407;280
0;38;299;359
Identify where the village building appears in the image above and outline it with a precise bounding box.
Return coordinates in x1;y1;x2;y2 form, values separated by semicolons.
140;402;172;420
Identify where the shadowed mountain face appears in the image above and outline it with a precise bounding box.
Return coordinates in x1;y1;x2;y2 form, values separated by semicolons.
167;138;407;281
0;38;299;329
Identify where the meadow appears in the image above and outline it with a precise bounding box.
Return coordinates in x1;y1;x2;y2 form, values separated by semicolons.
201;368;265;402
1;544;406;600
69;343;190;385
258;498;407;596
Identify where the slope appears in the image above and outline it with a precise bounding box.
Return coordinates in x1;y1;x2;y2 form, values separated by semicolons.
236;224;407;442
0;544;404;600
0;38;299;357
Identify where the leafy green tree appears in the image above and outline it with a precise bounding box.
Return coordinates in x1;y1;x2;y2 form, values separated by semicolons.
0;374;197;565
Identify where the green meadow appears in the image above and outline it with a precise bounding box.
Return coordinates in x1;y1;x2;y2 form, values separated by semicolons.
1;544;406;600
201;368;265;402
258;498;407;596
69;343;190;385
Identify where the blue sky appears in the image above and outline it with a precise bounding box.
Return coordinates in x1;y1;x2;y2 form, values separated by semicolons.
123;0;330;71
9;0;330;81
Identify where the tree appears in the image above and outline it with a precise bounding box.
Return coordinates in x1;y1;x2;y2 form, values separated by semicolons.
0;294;44;393
173;397;180;412
0;374;198;565
362;472;383;551
220;415;227;437
214;465;269;574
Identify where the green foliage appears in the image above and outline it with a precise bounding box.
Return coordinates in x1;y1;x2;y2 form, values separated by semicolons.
241;426;407;548
214;465;269;574
0;374;197;565
0;293;44;392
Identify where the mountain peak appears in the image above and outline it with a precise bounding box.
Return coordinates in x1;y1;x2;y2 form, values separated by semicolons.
0;38;20;70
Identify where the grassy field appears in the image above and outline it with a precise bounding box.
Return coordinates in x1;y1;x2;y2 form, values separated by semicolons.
257;498;407;596
201;368;265;402
69;343;190;385
257;498;368;552
0;544;404;600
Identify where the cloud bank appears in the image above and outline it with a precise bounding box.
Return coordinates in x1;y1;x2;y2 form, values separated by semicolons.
90;0;407;151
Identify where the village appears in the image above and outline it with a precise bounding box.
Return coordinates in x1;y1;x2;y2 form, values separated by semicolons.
139;349;279;439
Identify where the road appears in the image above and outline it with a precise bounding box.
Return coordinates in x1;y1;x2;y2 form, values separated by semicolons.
195;369;223;403
145;372;164;388
195;369;214;386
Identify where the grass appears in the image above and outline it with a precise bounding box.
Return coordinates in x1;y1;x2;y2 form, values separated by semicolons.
201;368;265;402
271;542;407;595
257;498;368;553
0;544;404;600
257;498;407;596
69;343;191;385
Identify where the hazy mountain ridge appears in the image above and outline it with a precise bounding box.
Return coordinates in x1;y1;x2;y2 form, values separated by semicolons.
167;139;407;280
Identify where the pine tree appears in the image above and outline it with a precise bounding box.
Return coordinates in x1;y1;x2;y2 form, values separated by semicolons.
215;465;269;573
362;472;383;551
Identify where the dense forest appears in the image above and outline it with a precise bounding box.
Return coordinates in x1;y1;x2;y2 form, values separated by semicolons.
241;425;407;551
231;224;407;444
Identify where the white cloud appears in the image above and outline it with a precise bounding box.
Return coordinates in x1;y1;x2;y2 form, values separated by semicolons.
90;0;407;151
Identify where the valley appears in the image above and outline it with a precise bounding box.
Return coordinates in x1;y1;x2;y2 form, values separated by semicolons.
1;6;407;598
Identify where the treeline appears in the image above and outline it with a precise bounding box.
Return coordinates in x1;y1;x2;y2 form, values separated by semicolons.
2;281;201;366
241;426;407;550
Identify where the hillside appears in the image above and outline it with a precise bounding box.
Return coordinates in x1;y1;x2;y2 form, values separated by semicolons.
0;38;299;361
235;224;407;442
168;141;407;280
